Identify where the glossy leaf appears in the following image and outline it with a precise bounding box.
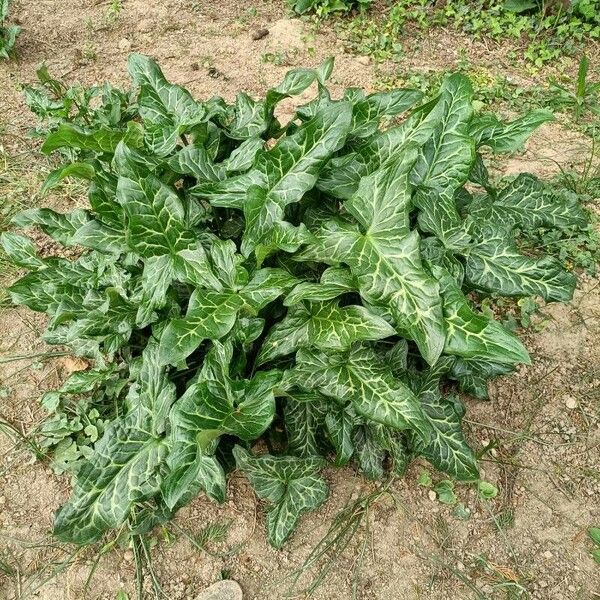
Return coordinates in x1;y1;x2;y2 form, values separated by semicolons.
291;344;432;439
257;300;395;364
233;446;328;548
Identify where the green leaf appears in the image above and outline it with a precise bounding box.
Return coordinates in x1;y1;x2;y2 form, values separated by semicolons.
258;300;395;364
477;480;498;500
53;410;167;544
240;102;353;256
163;342;280;508
436;267;531;365
589;527;600;547
466;174;588;231
162;447;225;509
116;174;194;257
284;267;356;306
12;208;90;246
433;479;457;505
240;267;300;311
41;162;96;195
417;470;433;487
324;404;356;466
348;88;424;138
411;75;474;249
222;136;264;172
284;392;328;457
167;145;224;181
316;94;444;199
254;221;315;267
72;219;128;255
409;381;479;482
170;341;278;440
469;109;554;153
0;24;20;59
413;74;474;197
302;149;446;364
128;54;208;156
53;346;174;544
233;446;328;548
157;291;244;366
42;123;124;154
0;232;45;269
353;424;386;480
292;344;432;439
463;228;577;302
448;357;514;400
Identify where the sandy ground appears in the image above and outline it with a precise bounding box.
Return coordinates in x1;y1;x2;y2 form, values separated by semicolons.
0;1;599;599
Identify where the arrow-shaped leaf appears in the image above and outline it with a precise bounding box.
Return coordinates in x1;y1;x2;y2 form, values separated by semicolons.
233;446;328;548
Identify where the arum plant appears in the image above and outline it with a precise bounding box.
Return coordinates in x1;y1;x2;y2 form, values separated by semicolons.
1;55;586;548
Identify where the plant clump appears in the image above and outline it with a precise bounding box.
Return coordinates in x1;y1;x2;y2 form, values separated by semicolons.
2;55;587;548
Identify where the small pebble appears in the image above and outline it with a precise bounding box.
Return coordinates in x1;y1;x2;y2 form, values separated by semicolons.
565;396;578;409
123;550;133;562
357;55;371;66
543;550;553;559
251;28;269;41
428;490;437;502
118;38;132;51
195;580;243;600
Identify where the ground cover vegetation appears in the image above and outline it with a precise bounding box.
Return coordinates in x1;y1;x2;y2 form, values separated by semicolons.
1;55;590;552
292;0;599;67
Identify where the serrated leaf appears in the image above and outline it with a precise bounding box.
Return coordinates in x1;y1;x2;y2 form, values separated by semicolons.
233;446;328;548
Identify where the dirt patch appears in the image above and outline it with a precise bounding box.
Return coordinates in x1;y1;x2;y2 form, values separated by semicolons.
1;1;599;599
